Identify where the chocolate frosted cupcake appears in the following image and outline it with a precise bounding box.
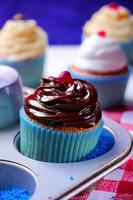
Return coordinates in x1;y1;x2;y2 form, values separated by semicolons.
20;71;103;163
0;14;47;87
83;3;133;65
69;32;129;109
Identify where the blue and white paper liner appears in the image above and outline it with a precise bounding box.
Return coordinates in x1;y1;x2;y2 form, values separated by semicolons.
0;54;45;87
120;40;133;66
68;67;130;109
82;127;115;160
0;79;23;129
20;108;103;163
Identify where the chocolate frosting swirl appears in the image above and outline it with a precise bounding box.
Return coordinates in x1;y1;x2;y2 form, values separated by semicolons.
24;74;102;128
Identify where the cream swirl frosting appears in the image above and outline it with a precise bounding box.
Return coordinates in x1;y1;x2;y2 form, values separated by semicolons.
83;3;133;42
0;17;47;61
74;33;127;73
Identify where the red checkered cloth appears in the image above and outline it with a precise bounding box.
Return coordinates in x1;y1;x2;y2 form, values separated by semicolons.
72;105;133;200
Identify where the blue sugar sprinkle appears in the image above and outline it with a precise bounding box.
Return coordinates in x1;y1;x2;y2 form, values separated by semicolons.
0;188;30;200
70;176;74;181
82;129;115;161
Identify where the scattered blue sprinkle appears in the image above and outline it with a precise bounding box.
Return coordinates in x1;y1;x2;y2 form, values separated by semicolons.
82;129;115;161
70;176;74;181
69;130;114;181
0;187;30;200
110;196;115;200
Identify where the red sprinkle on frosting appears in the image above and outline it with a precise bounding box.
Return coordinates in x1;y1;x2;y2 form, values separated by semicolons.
13;13;26;20
98;31;106;37
108;3;120;10
58;71;74;84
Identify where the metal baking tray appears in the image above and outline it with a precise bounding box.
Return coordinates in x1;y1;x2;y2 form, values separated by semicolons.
0;87;132;200
0;114;132;200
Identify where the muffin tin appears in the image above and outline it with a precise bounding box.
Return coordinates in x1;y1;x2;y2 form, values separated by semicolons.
0;92;132;200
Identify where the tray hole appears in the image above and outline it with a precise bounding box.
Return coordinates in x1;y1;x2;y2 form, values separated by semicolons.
0;160;37;198
14;133;20;151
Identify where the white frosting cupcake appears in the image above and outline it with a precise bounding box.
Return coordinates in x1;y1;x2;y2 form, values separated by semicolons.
73;32;128;75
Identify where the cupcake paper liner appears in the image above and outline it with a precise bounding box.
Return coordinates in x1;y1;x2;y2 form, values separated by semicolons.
69;67;130;109
0;54;45;87
0;79;23;129
0;90;16;128
82;127;115;160
20;108;103;163
120;39;133;66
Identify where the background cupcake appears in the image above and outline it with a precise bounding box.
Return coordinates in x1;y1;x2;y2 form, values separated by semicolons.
20;71;103;163
0;65;23;129
69;32;129;109
0;14;47;87
83;3;133;65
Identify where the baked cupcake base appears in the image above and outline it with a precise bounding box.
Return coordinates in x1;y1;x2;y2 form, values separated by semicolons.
20;108;103;163
69;67;130;109
0;54;45;87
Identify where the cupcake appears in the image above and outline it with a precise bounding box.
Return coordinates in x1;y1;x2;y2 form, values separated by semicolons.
69;32;129;109
83;3;133;65
0;65;23;128
20;71;103;163
0;14;47;87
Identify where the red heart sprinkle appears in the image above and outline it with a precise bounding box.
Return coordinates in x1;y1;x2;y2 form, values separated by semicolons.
58;71;74;84
97;31;106;37
109;3;120;10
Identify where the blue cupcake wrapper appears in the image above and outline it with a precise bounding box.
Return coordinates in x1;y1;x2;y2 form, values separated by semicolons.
68;66;130;83
120;40;133;65
20;108;103;163
0;79;23;129
68;66;130;109
0;54;45;87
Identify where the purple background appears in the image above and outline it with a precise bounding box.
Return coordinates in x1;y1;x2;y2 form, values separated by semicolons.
0;0;133;44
